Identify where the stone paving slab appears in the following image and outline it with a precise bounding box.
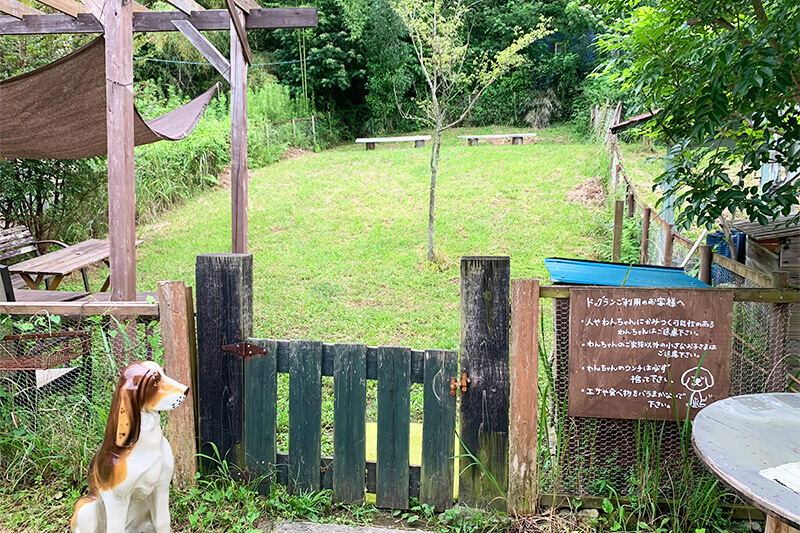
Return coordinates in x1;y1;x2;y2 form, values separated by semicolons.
270;521;418;533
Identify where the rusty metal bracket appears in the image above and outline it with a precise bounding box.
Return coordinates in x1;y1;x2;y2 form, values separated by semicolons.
222;342;268;359
450;372;470;396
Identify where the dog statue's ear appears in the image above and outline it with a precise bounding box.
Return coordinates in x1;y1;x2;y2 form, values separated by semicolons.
115;377;141;448
114;370;155;447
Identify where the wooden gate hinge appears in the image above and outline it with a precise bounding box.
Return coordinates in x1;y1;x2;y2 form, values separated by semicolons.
222;342;268;359
450;373;470;396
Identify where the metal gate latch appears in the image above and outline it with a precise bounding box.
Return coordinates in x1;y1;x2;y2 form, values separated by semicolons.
450;373;470;396
222;342;268;359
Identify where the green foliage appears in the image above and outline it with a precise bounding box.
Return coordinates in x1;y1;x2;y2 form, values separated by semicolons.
0;35;92;81
0;158;106;244
594;0;800;229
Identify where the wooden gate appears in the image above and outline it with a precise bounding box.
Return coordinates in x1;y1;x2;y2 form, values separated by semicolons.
210;337;458;509
194;254;508;511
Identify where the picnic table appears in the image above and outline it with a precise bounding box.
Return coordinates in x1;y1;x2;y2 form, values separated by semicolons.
9;238;140;292
355;135;431;150
457;133;537;146
692;393;800;532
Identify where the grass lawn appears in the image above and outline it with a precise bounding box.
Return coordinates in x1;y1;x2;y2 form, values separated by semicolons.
131;125;610;350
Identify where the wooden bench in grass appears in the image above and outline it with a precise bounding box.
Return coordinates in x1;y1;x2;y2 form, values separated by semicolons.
355;135;432;150
457;133;538;146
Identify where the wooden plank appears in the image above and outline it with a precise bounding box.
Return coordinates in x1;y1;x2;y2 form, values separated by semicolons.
162;0;204;15
0;301;157;315
233;0;260;13
663;224;674;266
508;279;539;515
195;254;253;474
0;0;43;19
39;0;87;17
158;281;197;488
288;340;322;493
246;339;277;486
7;239;110;276
569;288;733;421
0;7;318;34
420;349;457;511
229;1;249;253
332;343;367;504
713;251;775;288
459;257;510;509
612;200;624;263
172;19;230;82
355;135;431;143
376;346;411;509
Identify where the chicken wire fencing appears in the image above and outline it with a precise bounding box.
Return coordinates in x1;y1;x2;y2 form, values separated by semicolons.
537;287;792;500
0;313;161;487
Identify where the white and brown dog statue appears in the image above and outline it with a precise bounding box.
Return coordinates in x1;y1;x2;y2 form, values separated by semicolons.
71;360;190;533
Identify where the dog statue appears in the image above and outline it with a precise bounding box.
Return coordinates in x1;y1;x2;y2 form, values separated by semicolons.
71;360;189;533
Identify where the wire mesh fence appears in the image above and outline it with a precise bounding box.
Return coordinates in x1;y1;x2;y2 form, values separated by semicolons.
0;312;161;488
538;290;791;500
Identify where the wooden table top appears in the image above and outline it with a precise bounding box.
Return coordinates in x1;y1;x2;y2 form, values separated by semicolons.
9;238;110;276
692;393;800;526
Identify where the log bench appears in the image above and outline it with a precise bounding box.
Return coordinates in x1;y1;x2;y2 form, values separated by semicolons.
355;135;432;150
457;133;538;146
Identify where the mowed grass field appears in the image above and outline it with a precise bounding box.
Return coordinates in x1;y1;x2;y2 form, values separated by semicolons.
133;126;610;350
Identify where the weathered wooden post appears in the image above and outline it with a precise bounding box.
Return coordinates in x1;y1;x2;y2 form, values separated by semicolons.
459;256;510;509
612;200;624;262
663;224;674;266
699;245;713;285
767;271;790;392
195;253;253;474
230;3;249;255
158;280;197;487
626;189;635;218
641;207;651;264
508;279;539;514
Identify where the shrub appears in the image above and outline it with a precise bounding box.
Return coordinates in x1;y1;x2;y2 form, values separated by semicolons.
0;158;106;245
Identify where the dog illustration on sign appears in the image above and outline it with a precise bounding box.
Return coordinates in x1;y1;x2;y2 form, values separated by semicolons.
70;360;189;533
681;366;715;409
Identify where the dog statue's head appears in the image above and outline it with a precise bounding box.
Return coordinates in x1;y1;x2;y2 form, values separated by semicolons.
107;360;190;448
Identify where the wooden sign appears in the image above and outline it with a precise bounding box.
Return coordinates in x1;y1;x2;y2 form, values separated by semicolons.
569;288;733;421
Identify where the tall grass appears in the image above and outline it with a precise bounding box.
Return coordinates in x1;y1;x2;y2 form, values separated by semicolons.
133;81;338;224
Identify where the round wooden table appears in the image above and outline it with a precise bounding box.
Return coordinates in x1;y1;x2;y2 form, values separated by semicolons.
692;393;800;532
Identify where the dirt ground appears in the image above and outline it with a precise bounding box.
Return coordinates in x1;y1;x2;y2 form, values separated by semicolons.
566;176;605;206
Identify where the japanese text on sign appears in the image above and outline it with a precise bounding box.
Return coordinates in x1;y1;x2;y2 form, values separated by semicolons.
568;289;733;421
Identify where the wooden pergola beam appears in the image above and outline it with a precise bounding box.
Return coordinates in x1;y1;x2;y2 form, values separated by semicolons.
0;7;317;34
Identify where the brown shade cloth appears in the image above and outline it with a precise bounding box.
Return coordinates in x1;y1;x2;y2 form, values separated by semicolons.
0;37;220;159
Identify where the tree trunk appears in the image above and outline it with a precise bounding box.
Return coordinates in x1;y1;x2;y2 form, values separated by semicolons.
428;126;442;262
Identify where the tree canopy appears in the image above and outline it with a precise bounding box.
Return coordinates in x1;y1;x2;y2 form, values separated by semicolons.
596;0;800;229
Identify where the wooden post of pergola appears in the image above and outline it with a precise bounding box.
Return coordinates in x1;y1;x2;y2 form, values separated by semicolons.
0;2;317;300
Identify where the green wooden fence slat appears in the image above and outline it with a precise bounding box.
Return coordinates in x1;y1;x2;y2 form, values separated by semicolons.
245;339;278;490
289;339;322;493
376;346;411;509
333;343;367;503
420;349;458;510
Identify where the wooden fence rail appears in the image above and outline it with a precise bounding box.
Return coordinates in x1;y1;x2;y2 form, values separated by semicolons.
238;338;458;509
